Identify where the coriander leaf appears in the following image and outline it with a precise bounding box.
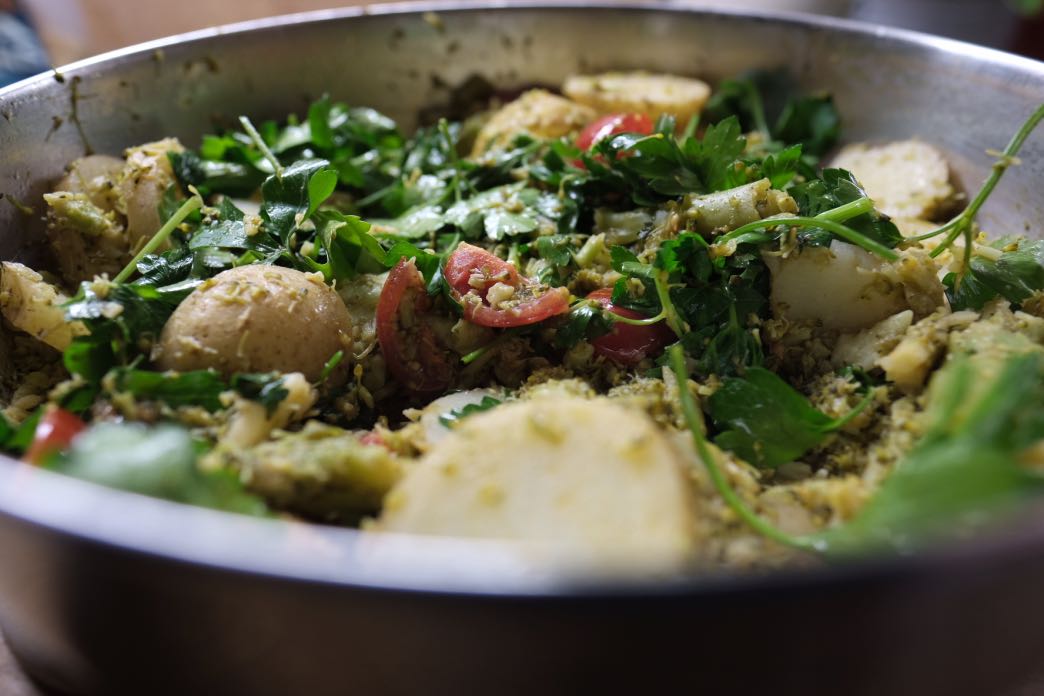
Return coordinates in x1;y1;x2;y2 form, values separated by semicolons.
385;241;442;288
943;270;997;311
773;94;840;157
758;144;803;189
553;302;613;350
791;168;902;249
708;367;838;468
372;204;446;240
970;240;1044;304
438;395;503;428
308;211;387;282
169;150;266;198
54;422;268;516
260;159;332;245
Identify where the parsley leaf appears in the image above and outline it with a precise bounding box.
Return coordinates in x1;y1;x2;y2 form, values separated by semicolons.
53;422;268;516
438;395;503;428
708;367;861;468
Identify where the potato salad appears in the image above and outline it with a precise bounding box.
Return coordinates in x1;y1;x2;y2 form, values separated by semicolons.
2;69;1043;572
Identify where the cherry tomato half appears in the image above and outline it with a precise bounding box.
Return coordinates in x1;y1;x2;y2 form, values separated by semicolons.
376;259;456;394
23;406;85;465
576;113;655;151
587;288;674;366
445;243;570;329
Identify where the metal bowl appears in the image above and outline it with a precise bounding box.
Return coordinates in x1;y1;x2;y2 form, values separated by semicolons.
1;4;1043;694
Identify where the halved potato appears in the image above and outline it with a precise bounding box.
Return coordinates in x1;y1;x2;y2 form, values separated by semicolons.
563;71;711;124
831;140;954;220
377;396;698;569
471;89;596;155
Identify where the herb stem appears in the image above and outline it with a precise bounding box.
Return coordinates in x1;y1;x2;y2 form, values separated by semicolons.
654;271;687;338
608;311;667;327
718;216;900;261
239;115;284;179
667;345;820;553
822;387;876;432
814;196;875;224
438;119;466;203
114;195;203;283
912;104;1044;263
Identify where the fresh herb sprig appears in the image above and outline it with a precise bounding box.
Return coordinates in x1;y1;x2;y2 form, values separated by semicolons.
911;104;1044;275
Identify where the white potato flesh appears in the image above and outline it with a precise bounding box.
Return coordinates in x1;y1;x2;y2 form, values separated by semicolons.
831;310;914;370
116;138;185;250
831;140;953;220
0;262;86;350
563;71;711;124
378;397;698;569
222;372;317;449
414;388;504;449
155;265;352;381
55;154;124;212
471;89;596;155
765;242;908;331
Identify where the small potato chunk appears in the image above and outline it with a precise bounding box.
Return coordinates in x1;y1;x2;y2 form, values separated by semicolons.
377;397;698;570
563;71;711;124
831;140;954;220
55;154;124;212
43;191;129;285
765;242;908;331
471;89;596;155
154;265;352;381
116;138;185;250
0;262;86;350
222;372;317;449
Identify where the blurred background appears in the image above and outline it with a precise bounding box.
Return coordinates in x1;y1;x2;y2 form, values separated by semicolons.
0;0;1041;85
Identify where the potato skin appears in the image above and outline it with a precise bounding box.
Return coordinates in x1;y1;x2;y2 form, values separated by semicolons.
155;265;352;380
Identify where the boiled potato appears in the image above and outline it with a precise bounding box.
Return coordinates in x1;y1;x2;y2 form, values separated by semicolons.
55;154;124;212
563;71;711;124
764;242;908;331
0;262;86;350
471;89;596;155
377;396;698;570
116;138;185;251
831;140;954;220
154;265;352;381
43;191;129;285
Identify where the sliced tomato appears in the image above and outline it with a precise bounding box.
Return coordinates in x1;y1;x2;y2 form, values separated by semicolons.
587;288;674;366
576;113;655;151
445;243;570;329
376;259;456;394
444;242;521;299
23;406;85;465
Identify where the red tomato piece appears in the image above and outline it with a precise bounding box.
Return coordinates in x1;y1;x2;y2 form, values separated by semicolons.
444;242;521;299
376;259;456;394
23;407;85;465
576;113;655;151
587;288;674;366
359;431;385;448
445;243;570;328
